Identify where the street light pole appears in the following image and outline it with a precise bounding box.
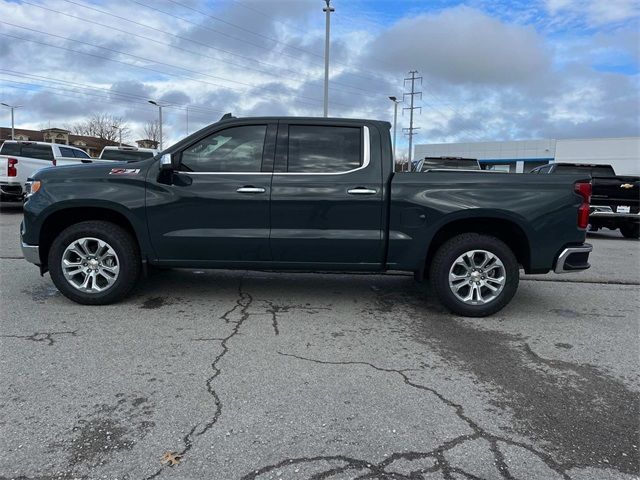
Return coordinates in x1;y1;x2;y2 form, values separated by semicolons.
1;103;23;140
388;96;401;164
322;0;334;118
148;100;167;150
111;125;122;147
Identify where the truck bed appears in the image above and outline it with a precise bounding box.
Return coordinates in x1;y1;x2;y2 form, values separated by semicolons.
387;171;590;273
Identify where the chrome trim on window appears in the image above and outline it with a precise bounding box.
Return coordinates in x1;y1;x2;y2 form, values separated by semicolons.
175;125;371;176
275;125;371;176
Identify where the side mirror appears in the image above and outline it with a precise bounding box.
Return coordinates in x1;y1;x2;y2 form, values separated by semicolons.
160;154;173;171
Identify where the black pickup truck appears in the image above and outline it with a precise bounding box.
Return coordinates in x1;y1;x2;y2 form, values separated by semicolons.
531;163;640;238
21;116;593;316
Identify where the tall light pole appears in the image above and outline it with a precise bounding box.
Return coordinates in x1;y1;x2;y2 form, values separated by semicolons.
388;96;401;164
1;103;23;140
148;100;168;150
322;0;334;118
111;124;122;147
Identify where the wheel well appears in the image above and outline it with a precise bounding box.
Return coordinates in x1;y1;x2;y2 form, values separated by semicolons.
424;218;531;274
39;208;139;267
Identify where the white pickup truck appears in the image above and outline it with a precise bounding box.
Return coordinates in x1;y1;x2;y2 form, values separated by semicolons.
99;145;159;162
0;141;93;200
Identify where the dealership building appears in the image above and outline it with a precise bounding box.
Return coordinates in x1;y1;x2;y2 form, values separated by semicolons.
414;137;640;175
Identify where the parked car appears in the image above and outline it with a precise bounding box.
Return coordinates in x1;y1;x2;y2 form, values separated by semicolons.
99;146;159;162
0;141;92;201
21;115;593;316
413;156;481;172
531;163;639;238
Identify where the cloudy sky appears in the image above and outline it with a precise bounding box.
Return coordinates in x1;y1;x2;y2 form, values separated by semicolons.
1;0;638;152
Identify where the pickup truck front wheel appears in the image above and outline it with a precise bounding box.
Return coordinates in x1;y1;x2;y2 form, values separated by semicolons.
48;221;141;305
430;233;519;317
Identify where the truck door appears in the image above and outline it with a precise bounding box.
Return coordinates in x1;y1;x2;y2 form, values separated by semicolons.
146;122;276;264
269;121;384;268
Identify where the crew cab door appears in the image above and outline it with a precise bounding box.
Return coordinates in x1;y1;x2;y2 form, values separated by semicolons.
269;121;384;268
146;122;276;264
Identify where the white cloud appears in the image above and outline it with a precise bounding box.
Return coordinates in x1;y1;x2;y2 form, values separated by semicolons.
544;0;640;26
0;0;638;150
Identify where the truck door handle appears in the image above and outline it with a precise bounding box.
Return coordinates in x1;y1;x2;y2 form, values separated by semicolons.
347;187;377;195
236;186;266;194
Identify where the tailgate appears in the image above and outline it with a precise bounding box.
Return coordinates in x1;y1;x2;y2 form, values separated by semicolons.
592;176;640;209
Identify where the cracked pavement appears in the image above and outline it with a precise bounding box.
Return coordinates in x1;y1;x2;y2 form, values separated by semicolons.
0;201;639;480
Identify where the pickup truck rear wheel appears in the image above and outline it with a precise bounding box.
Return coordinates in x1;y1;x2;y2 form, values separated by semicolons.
620;223;639;239
48;221;141;305
430;233;519;317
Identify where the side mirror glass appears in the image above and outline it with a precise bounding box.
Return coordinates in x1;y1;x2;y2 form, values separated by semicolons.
160;154;173;170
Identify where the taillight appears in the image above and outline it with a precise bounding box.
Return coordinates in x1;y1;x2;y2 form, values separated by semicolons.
575;181;592;229
52;158;57;166
7;157;18;177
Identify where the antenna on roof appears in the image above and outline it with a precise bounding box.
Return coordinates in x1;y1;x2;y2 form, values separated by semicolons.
220;113;234;121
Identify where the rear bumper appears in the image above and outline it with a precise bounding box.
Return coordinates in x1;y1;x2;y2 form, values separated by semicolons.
554;244;592;274
590;205;640;220
0;181;23;197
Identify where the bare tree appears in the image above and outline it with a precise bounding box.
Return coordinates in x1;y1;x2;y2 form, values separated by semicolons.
142;119;163;144
68;113;130;143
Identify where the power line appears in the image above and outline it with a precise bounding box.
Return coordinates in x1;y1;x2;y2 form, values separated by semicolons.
0;70;224;116
0;27;356;110
128;0;388;84
52;0;385;96
19;0;386;100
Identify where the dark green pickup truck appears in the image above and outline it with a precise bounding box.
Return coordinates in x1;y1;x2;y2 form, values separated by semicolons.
21;116;593;316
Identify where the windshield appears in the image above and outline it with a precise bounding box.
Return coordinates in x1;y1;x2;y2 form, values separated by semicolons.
100;150;155;162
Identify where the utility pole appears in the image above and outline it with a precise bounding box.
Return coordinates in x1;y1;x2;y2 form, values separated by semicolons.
1;103;23;140
322;0;334;117
186;106;189;136
388;96;401;163
403;70;422;171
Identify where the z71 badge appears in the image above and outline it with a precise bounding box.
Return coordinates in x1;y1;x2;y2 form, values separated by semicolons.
109;168;141;175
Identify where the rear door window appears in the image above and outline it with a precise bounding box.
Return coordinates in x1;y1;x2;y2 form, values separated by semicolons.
0;142;21;155
58;147;76;157
21;144;54;161
72;149;90;159
287;125;361;173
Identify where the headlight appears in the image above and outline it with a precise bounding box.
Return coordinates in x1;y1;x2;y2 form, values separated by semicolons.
26;180;41;197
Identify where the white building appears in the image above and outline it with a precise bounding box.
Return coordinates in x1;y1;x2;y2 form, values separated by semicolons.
414;137;640;175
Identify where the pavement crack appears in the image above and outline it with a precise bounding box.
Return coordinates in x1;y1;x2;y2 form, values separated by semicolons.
275;351;571;480
0;330;77;346
145;277;253;479
261;301;331;337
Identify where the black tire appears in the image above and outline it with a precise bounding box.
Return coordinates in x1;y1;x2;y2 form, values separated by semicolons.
620;223;639;239
429;233;519;317
48;221;141;305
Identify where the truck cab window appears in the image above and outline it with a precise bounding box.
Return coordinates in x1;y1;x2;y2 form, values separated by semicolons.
73;149;90;159
1;142;21;155
21;144;54;161
287;125;361;173
180;125;267;172
59;147;75;157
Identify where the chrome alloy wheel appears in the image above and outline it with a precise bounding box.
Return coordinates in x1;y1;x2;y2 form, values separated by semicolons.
61;237;120;293
448;249;506;305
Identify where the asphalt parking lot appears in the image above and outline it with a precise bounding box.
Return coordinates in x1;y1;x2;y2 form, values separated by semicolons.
0;201;638;480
